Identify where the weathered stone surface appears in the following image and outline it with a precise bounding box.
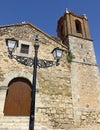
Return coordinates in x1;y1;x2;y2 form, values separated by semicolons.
0;23;73;130
0;11;100;130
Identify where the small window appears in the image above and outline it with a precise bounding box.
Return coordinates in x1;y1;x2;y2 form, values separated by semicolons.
20;44;29;54
75;20;82;33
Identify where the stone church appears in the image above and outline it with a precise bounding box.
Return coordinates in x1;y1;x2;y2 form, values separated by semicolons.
0;9;100;130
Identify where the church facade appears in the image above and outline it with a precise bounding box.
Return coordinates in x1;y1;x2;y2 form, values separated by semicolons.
0;10;100;130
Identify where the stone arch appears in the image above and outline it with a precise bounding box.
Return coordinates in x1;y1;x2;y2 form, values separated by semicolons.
8;77;32;88
3;77;32;116
2;71;39;90
2;71;33;87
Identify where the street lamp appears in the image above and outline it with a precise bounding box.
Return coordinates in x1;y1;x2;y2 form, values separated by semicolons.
6;35;64;130
52;47;63;66
6;38;18;58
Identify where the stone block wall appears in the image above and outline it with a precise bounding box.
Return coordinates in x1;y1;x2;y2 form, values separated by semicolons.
69;35;100;127
0;22;100;129
0;23;74;129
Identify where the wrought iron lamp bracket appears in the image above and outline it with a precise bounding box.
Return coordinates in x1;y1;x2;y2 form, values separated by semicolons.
9;54;57;68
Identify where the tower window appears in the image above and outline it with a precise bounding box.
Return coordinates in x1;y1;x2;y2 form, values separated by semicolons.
80;44;83;48
75;20;82;33
60;25;64;39
20;44;29;54
83;59;86;62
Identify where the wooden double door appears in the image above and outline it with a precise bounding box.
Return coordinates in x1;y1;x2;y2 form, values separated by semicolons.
4;78;32;116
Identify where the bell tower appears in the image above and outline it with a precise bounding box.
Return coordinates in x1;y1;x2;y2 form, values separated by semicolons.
57;10;100;125
57;10;97;65
57;9;91;46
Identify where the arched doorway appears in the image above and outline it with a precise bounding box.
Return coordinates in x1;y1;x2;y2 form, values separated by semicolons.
4;77;32;116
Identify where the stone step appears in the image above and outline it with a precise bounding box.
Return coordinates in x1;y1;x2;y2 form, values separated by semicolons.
0;116;29;130
0;126;29;130
0;117;48;130
0;124;47;130
1;117;100;130
0;116;29;123
69;127;100;130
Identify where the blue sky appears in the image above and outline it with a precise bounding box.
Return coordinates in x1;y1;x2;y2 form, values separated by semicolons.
0;0;100;71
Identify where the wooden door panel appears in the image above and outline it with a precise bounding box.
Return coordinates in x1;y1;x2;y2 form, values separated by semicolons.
4;79;32;116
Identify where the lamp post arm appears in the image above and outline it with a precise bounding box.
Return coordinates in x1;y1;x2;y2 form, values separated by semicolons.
8;54;59;68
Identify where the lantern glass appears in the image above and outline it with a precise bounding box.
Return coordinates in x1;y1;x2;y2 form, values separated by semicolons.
6;39;18;52
52;47;63;60
8;40;16;51
34;35;39;50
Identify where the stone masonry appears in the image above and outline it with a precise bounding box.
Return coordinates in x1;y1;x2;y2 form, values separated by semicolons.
0;23;74;130
56;10;100;129
0;10;100;130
